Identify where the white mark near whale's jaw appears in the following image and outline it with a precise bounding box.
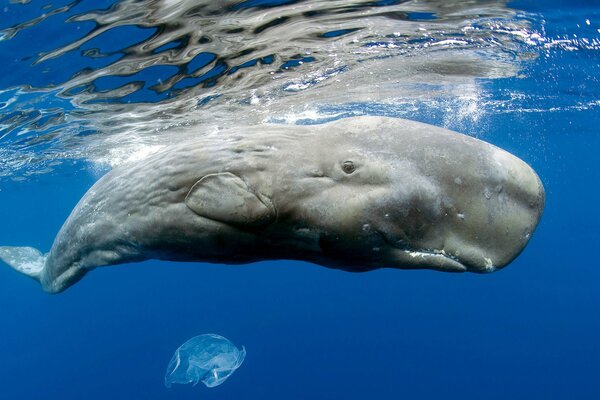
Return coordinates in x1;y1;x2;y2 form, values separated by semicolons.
387;247;468;272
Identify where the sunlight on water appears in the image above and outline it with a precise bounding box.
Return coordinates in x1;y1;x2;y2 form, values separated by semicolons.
0;0;598;179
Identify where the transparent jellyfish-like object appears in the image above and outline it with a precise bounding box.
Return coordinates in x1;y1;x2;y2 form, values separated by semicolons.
165;333;246;389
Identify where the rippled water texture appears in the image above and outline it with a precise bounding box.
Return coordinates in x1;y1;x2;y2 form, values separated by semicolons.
0;0;598;178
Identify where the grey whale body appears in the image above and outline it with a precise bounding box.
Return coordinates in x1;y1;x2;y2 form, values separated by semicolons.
0;117;545;293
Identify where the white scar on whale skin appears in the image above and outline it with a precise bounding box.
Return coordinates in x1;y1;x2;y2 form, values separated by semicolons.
0;117;544;293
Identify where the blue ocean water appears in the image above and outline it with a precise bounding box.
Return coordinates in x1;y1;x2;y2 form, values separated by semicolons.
0;1;599;399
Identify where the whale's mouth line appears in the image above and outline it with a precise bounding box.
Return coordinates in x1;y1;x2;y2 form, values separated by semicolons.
396;248;468;272
376;229;469;272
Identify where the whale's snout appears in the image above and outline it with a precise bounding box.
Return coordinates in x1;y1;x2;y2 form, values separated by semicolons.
483;152;545;270
440;148;545;272
373;129;546;274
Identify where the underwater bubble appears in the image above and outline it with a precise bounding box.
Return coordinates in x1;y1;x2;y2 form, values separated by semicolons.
164;334;246;389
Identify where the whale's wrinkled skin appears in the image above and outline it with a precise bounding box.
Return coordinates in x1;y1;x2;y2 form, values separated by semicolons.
0;117;545;293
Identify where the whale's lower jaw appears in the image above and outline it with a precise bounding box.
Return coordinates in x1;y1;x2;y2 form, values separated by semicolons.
375;230;490;273
386;247;471;272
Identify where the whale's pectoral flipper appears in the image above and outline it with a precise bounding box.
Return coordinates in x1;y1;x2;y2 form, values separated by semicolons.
185;172;275;226
0;246;46;281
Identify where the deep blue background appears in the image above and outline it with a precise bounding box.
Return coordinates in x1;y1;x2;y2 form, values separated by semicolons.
1;1;599;399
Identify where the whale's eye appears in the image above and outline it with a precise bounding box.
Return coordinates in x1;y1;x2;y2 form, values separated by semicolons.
342;161;356;174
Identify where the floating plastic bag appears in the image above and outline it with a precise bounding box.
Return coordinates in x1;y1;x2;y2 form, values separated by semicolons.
165;334;246;388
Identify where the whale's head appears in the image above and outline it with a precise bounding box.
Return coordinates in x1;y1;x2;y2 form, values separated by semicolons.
273;117;545;273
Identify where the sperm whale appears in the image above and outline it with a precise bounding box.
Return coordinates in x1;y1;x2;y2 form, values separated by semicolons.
0;117;545;293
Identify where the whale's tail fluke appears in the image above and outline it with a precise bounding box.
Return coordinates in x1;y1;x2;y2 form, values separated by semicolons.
0;246;46;282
